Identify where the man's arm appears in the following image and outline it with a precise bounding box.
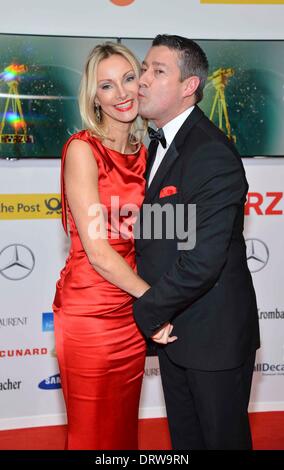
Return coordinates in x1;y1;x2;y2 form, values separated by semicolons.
133;142;247;338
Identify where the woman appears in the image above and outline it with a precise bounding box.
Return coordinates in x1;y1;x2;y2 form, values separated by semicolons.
53;42;150;450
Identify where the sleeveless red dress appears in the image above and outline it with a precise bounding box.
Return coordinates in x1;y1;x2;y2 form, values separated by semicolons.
53;130;147;450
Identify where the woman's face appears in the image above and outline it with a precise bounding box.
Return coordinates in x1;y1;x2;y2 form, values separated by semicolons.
95;54;139;127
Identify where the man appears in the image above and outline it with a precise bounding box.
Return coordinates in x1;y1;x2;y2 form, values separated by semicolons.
134;35;260;450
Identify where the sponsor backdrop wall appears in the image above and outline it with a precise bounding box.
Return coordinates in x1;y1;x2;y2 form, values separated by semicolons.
0;0;284;430
1;158;284;430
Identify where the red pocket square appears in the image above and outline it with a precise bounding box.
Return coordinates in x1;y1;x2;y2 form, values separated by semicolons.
159;185;178;198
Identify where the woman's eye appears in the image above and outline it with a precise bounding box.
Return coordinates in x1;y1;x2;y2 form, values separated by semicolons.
126;75;135;82
101;84;111;90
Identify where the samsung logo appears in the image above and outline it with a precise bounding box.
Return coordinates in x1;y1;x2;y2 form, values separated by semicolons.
38;374;61;390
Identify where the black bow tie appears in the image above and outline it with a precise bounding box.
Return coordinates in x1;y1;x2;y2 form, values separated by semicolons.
148;126;167;149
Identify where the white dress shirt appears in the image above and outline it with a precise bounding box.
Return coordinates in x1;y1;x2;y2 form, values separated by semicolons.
148;106;195;187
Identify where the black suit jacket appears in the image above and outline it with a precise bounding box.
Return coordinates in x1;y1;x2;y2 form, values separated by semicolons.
133;106;260;371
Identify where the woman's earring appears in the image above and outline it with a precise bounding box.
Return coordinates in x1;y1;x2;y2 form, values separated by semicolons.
95;104;101;123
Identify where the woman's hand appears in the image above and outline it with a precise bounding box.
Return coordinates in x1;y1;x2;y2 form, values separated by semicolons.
151;323;178;344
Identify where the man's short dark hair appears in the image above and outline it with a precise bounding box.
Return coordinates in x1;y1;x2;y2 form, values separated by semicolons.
152;34;209;103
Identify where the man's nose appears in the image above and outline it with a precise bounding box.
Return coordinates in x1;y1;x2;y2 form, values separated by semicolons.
139;69;151;87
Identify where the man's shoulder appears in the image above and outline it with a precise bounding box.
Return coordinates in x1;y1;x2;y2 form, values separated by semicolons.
181;111;239;160
193;112;233;147
178;114;245;182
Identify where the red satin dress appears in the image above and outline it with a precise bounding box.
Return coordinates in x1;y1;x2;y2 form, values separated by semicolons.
53;130;147;450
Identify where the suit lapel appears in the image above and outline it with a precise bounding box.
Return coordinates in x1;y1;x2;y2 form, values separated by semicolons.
144;106;205;203
137;106;205;250
144;139;158;183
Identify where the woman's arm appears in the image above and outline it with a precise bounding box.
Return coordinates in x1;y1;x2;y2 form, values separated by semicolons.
64;139;150;298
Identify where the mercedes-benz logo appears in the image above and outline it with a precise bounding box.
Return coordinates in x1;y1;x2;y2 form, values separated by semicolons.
245;238;269;273
0;244;35;280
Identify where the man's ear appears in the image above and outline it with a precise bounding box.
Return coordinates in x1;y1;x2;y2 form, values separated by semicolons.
183;76;200;98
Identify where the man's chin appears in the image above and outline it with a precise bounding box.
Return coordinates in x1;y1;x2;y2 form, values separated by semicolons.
138;105;150;119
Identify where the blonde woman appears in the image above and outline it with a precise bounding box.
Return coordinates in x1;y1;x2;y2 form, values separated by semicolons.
53;43;150;450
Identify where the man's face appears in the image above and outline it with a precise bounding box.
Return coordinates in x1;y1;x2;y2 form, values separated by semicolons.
138;46;186;128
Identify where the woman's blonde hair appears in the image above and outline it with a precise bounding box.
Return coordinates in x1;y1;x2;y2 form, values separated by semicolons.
79;42;147;145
